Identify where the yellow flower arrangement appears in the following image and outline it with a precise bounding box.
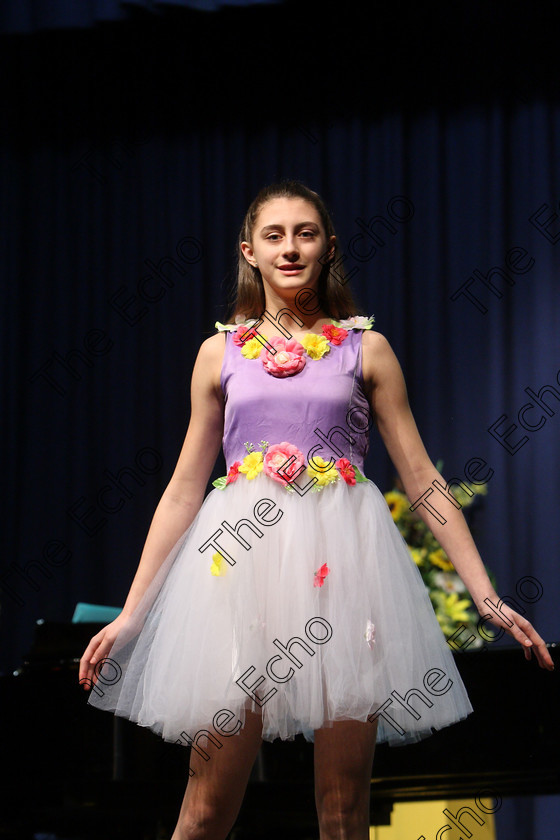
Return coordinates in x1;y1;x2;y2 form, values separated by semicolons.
385;490;408;522
408;547;427;566
301;333;330;360
431;591;473;636
384;463;496;644
428;548;455;572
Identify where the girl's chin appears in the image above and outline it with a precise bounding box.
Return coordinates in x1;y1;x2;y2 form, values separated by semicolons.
263;277;320;296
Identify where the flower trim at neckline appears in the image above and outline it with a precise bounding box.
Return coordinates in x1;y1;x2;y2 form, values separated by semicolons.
215;314;375;333
215;315;375;378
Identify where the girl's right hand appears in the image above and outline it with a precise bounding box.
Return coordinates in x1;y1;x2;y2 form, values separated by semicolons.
78;613;130;691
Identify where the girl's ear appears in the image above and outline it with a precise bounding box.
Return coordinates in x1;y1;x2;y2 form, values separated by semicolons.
241;241;258;268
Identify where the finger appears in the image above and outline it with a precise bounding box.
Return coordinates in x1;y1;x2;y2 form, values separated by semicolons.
532;642;555;670
79;635;110;687
517;616;546;645
79;634;104;670
80;655;105;691
506;617;554;670
503;615;534;648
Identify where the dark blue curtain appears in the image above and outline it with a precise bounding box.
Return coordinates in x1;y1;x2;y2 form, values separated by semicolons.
1;3;559;837
0;0;282;34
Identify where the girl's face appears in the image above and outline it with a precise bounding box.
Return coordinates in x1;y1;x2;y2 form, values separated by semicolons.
241;197;335;301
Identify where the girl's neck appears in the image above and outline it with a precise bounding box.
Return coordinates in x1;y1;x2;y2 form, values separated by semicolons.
259;302;331;338
261;289;331;335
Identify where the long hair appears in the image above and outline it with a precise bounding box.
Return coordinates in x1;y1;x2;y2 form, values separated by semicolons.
227;181;359;321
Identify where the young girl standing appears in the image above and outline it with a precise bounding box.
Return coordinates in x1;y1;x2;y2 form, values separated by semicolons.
80;181;553;840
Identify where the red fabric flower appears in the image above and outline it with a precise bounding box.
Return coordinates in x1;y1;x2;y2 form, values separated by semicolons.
232;325;257;346
321;324;348;345
226;461;242;484
335;458;356;485
262;336;306;378
313;563;330;588
263;442;305;485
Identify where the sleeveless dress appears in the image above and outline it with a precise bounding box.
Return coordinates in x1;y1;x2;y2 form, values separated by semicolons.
88;321;473;747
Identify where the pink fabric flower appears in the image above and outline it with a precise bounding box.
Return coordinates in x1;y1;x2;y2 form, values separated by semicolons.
314;563;330;588
232;325;256;346
322;324;348;345
263;442;306;485
226;461;242;484
262;336;306;378
335;458;356;485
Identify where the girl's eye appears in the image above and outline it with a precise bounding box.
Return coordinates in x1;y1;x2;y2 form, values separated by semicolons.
265;230;317;241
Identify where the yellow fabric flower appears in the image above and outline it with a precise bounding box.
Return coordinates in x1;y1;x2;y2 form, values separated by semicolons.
384;490;408;522
301;333;330;360
241;337;265;359
307;456;339;486
210;552;227;576
239;450;264;479
429;548;455;572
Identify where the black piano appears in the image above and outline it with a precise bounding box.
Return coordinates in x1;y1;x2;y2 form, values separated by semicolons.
2;621;558;839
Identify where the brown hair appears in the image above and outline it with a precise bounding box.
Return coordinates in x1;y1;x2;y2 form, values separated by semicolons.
227;181;359;321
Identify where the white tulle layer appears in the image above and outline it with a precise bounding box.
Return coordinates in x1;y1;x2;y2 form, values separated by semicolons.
89;476;473;746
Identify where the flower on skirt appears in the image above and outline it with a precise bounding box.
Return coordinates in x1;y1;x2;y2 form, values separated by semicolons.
313;563;330;588
364;620;376;649
210;552;227;576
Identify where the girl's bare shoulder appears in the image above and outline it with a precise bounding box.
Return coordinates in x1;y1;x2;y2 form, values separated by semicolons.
361;328;392;352
361;329;404;390
190;332;227;393
198;330;227;359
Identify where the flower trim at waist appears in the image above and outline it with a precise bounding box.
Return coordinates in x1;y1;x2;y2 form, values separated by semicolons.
212;440;367;493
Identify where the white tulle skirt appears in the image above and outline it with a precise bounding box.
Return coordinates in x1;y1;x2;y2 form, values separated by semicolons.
88;476;473;746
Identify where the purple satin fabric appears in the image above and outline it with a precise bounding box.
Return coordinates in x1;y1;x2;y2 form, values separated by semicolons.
220;329;371;473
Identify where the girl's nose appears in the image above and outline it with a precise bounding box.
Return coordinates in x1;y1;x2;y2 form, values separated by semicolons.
282;240;299;258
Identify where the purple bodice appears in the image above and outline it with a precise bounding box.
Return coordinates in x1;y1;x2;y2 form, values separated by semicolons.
220;329;371;473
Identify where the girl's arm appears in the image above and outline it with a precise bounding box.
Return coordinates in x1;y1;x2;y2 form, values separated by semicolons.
79;332;226;688
362;330;554;671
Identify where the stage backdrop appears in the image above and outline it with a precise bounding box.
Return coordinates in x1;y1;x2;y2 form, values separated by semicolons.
1;4;559;839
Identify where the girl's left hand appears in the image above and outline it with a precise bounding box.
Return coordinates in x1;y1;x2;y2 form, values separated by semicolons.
476;598;555;671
